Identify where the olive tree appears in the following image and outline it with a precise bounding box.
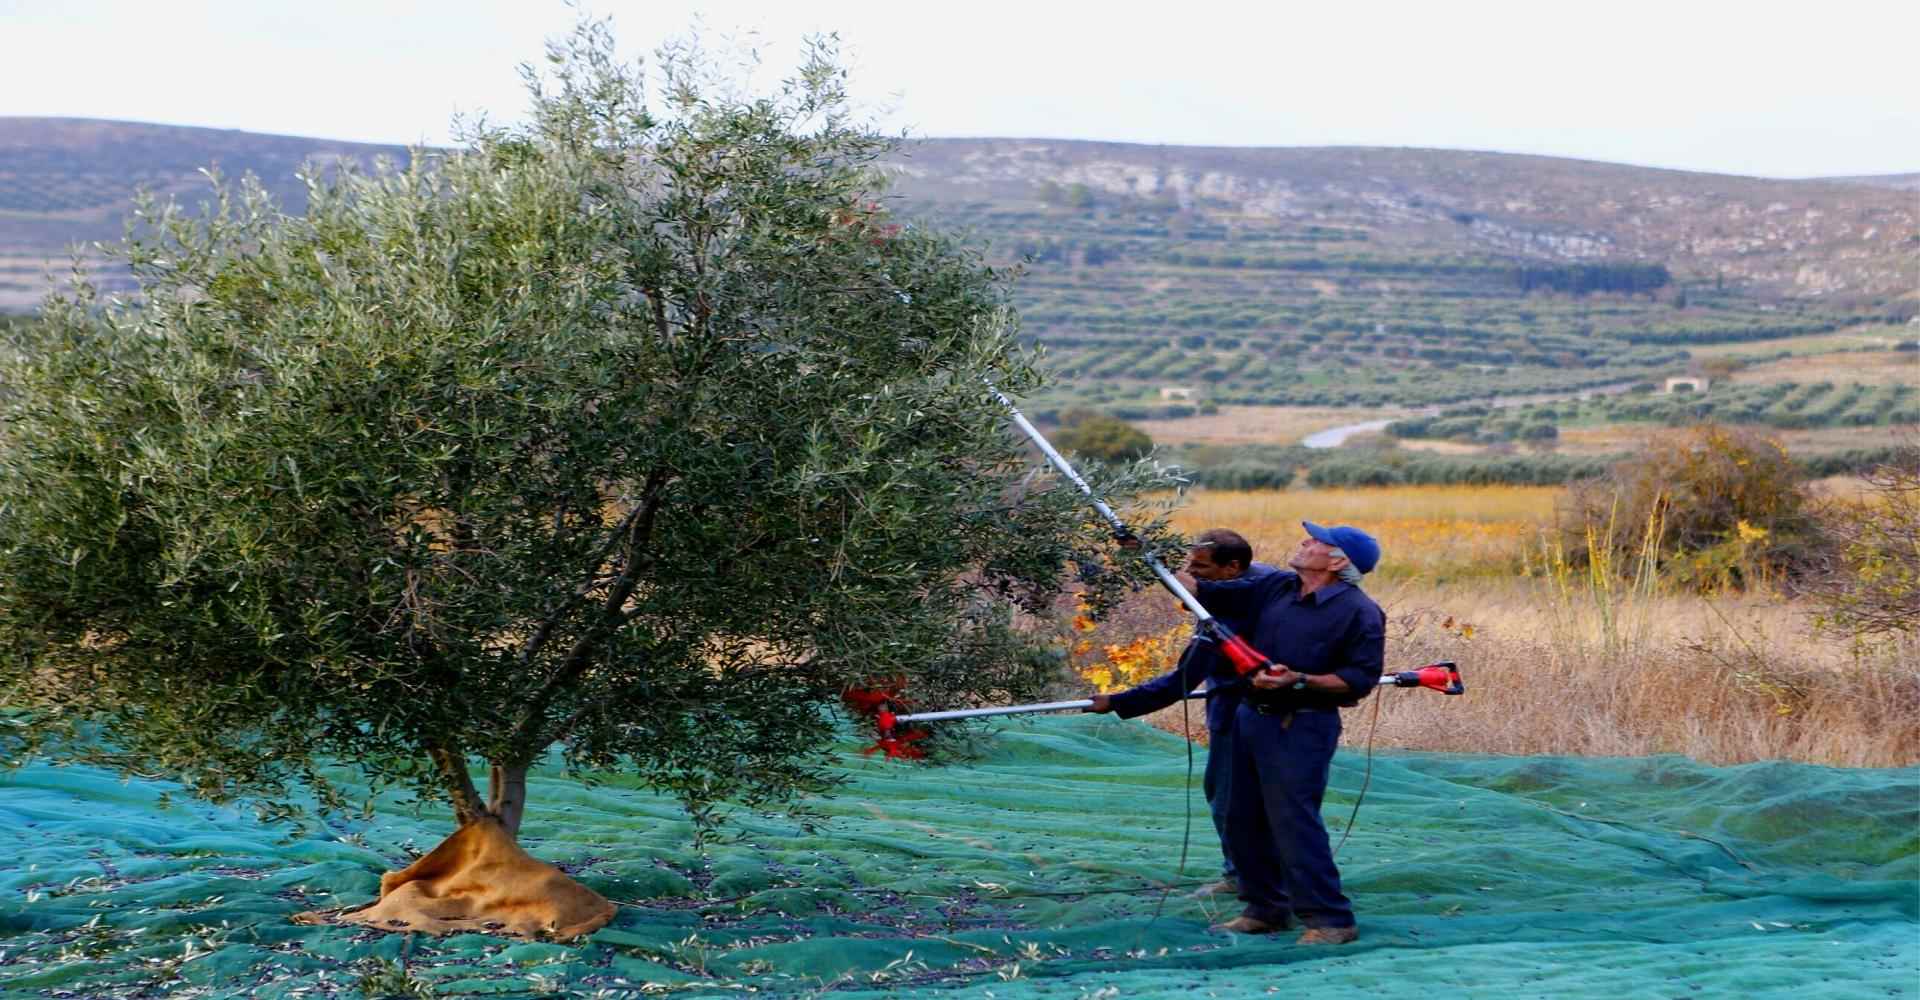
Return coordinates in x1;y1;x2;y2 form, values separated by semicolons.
0;23;1172;902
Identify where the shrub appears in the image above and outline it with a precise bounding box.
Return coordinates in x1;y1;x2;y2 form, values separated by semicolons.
1190;461;1297;490
1520;422;1559;441
1805;449;1920;636
1559;425;1818;590
1055;409;1154;462
1307;461;1404;487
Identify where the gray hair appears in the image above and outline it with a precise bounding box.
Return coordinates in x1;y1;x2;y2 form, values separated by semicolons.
1328;547;1365;587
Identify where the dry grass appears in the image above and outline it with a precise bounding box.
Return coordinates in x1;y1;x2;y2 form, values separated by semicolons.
1360;580;1919;766
1557;423;1919;456
1806;474;1880;502
1080;485;1920;767
1169;485;1557;580
1390;438;1485;455
1133;405;1408;446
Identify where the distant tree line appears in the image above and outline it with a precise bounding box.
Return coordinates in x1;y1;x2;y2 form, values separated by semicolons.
1169;440;1914;491
1386;382;1918;439
1512;262;1670;295
1608;317;1849;346
1161;252;1505;277
1011;237;1123;267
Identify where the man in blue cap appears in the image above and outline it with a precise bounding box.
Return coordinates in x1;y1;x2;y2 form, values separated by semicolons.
1176;521;1385;945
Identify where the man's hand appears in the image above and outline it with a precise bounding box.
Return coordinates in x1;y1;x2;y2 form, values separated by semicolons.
1251;665;1303;690
1084;693;1113;713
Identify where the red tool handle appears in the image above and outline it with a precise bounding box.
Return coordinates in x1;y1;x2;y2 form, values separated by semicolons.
1214;627;1273;675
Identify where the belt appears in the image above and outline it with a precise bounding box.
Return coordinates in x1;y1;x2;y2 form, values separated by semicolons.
1250;702;1335;716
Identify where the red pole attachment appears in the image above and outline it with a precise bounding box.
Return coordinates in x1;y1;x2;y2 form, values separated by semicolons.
845;682;930;759
1215;630;1273;675
1387;662;1464;695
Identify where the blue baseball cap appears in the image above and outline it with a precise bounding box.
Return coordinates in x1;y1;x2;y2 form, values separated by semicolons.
1303;522;1381;575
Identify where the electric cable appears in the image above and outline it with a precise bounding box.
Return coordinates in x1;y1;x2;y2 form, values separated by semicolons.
1141;633;1206;933
1331;679;1387;857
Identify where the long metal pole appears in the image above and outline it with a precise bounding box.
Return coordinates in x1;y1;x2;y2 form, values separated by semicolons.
893;691;1204;724
985;381;1217;625
890;664;1462;725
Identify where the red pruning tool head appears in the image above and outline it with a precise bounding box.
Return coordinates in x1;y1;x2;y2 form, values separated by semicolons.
845;681;929;760
1391;662;1465;695
843;679;905;716
864;725;929;759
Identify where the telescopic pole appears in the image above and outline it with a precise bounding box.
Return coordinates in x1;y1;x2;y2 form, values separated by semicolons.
984;380;1274;676
885;664;1462;727
985;382;1210;621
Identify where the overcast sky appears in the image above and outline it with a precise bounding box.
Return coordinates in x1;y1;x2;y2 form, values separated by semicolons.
4;0;1915;179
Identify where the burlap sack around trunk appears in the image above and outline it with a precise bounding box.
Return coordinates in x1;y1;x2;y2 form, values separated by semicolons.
294;816;615;939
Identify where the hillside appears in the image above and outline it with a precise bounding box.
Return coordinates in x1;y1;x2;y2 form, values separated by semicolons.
886;139;1916;411
891;139;1919;301
2;119;1913;413
1821;172;1920;191
0;118;414;308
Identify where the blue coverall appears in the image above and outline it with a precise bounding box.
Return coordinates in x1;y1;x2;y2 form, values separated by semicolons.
1105;563;1276;884
1192;570;1385;931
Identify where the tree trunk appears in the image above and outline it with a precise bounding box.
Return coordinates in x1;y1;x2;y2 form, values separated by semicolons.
429;744;487;826
294;750;610;938
488;762;529;838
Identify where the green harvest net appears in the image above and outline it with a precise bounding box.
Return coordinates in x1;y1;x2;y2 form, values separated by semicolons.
2;714;1915;999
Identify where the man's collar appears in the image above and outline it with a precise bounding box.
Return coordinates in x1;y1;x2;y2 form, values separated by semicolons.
1297;579;1351;605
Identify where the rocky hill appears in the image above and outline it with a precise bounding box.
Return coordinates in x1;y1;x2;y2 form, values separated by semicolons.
3;118;1915;416
887;139;1919;303
0;118;413;309
2;119;1914;312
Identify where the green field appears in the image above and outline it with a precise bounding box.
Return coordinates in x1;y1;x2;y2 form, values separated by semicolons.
1388;379;1920;445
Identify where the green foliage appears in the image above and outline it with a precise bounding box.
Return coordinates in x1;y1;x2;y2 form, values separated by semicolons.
1188;461;1297;490
1052;408;1153;463
0;24;1179;831
1798;446;1920;478
1559;426;1819;590
1305;461;1403;487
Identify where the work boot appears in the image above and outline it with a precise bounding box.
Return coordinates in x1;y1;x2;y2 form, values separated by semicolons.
1190;878;1240;898
1212;914;1290;935
1295;925;1359;946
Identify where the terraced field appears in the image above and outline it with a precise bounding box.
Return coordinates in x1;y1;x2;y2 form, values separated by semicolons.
905;201;1895;420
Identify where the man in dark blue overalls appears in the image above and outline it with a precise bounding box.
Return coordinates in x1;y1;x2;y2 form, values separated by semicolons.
1180;522;1384;945
1084;528;1273;898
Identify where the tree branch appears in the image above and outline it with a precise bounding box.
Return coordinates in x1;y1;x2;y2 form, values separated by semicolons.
428;743;487;827
507;466;672;750
517;498;652;671
647;285;671;345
